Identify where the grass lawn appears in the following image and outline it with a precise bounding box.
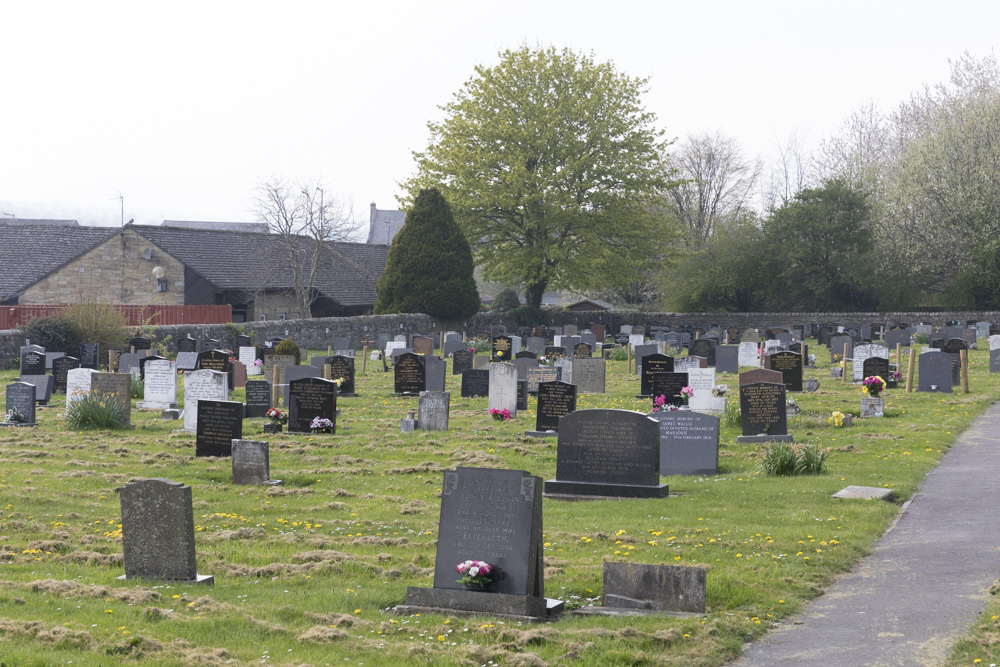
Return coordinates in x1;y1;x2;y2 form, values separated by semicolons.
0;342;998;666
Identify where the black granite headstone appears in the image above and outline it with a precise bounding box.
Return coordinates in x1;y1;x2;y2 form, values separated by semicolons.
52;356;81;394
525;367;559;394
461;369;490;398
128;336;151;351
688;339;717;366
649;372;689;407
715;345;739;374
492;335;513;362
197;350;231;375
516;350;537;359
573;343;592;359
244;379;271;418
394;353;426;394
534;381;577;432
287;377;337;433
195;400;243;457
739;382;787;436
769;351;803;392
176;336;197;353
20;349;45;376
329;355;356;395
517;379;527;411
452;349;474;375
78;343;100;370
640;353;674;397
918;351;953;393
544;346;567;359
863;357;890;385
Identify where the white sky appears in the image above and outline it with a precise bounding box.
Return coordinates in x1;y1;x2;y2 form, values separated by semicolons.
2;1;997;237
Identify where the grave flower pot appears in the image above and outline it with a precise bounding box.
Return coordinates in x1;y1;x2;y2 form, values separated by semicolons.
860;397;884;418
263;422;282;434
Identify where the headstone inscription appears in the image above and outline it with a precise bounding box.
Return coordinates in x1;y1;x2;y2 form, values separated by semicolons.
239;346;260;376
492;335;513;362
532;381;577;433
197;349;231;376
138;354;166;381
5;382;36;425
19;348;45;376
452;349;475;375
852;344;887;382
119;478;211;584
418;391;450;431
918;350;953;393
738;382;788;438
525;367;559;394
572;358;606;394
329;355;356;395
195;400;243;457
424;356;447;392
394;353;426;394
640;353;674;397
685;367;717;410
232;440;277;485
176;336;197;353
649;372;690;408
287;377;337;433
78;343;100;370
412;336;435;357
52;356;81;394
544;345;567;360
768;351;803;392
863;357;890;386
244;379;272;418
461;369;490;398
488;362;518;417
544;410;667;498
650;410;719;476
138;359;178;409
673;356;706;373
181;370;228;432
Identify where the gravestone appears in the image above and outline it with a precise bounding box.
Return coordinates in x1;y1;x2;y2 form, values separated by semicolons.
461;369;490;398
234;334;253;349
804;378;820;393
580;332;597;350
19;348;45;376
244;379;272;418
738;382;789;440
918;350;953;393
629;333;645;350
332;337;351;352
424;356;447;392
176;352;199;372
633;343;658;375
852;344;887;382
418;391;450;431
119;478;211;584
769;351;804;392
452;349;474;375
885;329;911;349
279;365;321;407
329;356;356;395
525;367;559;394
517;379;527;411
978;322;992;340
545;409;667;498
650;410;719;476
715;346;739;374
940;339;968;385
201;338;221;352
262;354;296;383
829;335;853;363
176;336;197;353
572;358;606;394
492;335;513;362
443;340;466;357
553;357;573;385
18;374;54;407
672;356;705;373
78;343;100;370
65;368;98;408
530;381;577;433
400;467;549;619
526;336;546;355
181;370;228;432
488;362;518;417
231;361;247;389
512;356;539;379
239;346;260;376
138;359;178;409
738;342;759;368
991;349;1000;374
288;377;337;433
138;354;166;381
640;353;674;397
195;400;243;457
573;343;592;359
739;368;784;386
384;340;406;361
649;372;690;407
128;336;151;351
863;357;890;385
197;349;231;375
394;353;426;394
232;440;276;485
473;356;491;370
5;382;36;425
413;336;435;357
990;334;1000;351
44;351;66;371
688;339;716;366
52;356;81;394
590;324;606;343
685;367;717;411
563;324;578;337
544;345;567;359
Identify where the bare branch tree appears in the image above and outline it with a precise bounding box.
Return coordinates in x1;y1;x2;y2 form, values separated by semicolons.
760;131;812;213
251;178;362;318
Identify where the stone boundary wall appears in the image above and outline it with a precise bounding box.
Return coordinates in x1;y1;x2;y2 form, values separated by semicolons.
2;310;998;369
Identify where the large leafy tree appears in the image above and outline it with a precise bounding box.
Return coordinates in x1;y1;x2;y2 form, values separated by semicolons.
374;188;480;321
403;46;675;307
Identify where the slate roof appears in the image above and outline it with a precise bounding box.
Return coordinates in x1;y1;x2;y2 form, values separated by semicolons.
161;220;270;234
3;218;80;226
366;204;406;244
0;223;119;300
133;225;388;307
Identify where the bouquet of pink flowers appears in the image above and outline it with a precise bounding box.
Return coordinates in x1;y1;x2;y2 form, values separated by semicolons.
456;559;494;588
651;395;679;413
489;408;512;421
679;386;695;404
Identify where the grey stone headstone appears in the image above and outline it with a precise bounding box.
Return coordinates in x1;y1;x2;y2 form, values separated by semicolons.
232;440;272;485
461;369;489;397
5;382;36;424
182;370;228;432
990;334;1000;351
424;356;447;392
525;366;559;393
991;349;1000;374
120;478;209;583
52;355;81;394
572;358;605;394
118;353;141;375
195;399;243;457
715;346;739;374
443;340;466;357
918;351;953;393
245;379;272;417
804;378;820;393
526;337;546;355
650;411;719;476
473;355;491;370
452;349;475;375
977;322;990;340
513;357;539;380
829;335;852;363
19;374;54;405
885;329;911;349
45;351;66;371
176;352;199;372
602;562;706;614
545;409;666;498
418;391;450;431
553;357;573;385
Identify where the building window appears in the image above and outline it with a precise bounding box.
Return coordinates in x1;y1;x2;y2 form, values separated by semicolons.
156;279;167;292
259;314;267;321
290;313;300;319
278;314;287;320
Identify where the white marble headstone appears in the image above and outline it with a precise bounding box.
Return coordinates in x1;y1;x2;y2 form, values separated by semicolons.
239;346;260;375
488;362;518;417
738;342;759;368
65;368;98;409
686;368;718;411
852;344;888;381
139;359;178;409
182;370;229;432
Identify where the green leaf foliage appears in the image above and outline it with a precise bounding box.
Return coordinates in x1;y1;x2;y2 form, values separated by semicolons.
274;337;301;365
491;288;520;312
375;188;480;320
403;46;675;307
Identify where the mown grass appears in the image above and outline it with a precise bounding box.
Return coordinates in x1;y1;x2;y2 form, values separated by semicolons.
0;342;997;666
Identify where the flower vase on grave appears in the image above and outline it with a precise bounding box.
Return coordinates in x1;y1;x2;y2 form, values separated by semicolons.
860;397;884;418
263;422;282;434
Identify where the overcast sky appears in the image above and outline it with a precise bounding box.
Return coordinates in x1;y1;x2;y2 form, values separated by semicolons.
2;1;997;238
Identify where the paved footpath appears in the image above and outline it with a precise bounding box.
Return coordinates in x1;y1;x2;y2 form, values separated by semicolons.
734;400;1000;666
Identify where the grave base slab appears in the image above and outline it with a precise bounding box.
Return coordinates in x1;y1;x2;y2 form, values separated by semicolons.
524;430;558;438
398;587;561;622
571;606;701;618
118;573;214;585
337;392;358;398
0;422;37;427
543;480;669;499
735;435;794;444
137;401;178;410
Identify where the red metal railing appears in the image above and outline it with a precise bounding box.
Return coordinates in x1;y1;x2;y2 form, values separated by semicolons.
0;304;232;329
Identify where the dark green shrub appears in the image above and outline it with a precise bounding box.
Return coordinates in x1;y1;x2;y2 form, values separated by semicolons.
64;301;129;358
507;305;548;328
275;338;301;365
491;288;521;312
756;442;829;476
20;315;77;353
375;188;480;320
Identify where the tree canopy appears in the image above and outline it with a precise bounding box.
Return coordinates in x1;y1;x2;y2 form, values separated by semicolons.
374;188;480;321
403;46;676;307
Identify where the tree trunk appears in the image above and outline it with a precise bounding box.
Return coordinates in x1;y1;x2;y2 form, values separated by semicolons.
525;280;547;308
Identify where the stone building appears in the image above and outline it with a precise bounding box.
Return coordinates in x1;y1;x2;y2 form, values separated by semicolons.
0;221;389;321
